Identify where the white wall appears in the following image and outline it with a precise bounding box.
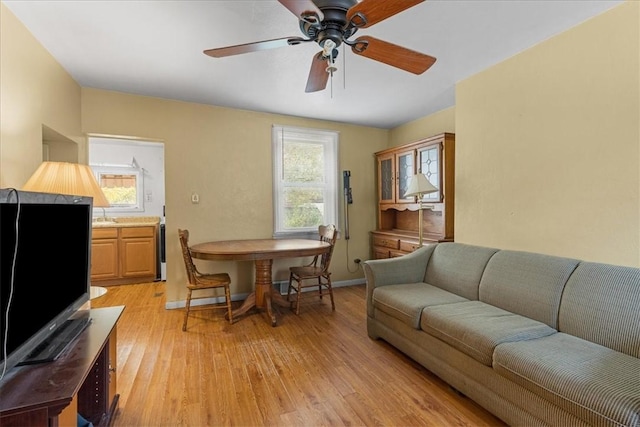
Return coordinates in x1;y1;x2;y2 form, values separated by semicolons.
89;137;165;219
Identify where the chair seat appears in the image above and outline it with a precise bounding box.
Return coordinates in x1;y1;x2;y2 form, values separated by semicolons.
189;273;231;289
290;266;325;278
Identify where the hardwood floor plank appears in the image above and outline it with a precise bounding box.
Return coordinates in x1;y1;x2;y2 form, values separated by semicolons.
91;282;506;426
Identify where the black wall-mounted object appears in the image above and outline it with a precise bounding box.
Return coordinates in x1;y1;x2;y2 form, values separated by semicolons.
343;170;352;240
343;170;352;204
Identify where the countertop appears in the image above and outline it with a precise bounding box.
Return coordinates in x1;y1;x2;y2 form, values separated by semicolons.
92;216;160;228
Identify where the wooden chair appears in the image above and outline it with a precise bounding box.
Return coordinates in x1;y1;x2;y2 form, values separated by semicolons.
287;224;337;314
178;229;233;330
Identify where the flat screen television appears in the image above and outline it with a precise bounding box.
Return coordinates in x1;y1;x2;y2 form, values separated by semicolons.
0;189;92;381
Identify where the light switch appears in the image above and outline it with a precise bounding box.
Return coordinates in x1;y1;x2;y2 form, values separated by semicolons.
191;193;199;204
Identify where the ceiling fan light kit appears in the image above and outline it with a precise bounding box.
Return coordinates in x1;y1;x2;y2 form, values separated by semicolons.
203;0;436;93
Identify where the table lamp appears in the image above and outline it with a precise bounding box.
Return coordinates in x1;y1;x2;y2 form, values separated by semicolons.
22;161;110;207
405;173;438;247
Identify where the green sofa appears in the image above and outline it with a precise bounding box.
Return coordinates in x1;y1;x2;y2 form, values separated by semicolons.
363;242;640;426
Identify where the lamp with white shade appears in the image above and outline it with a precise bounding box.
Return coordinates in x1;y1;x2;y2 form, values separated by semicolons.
22;161;111;301
404;173;439;247
22;161;110;207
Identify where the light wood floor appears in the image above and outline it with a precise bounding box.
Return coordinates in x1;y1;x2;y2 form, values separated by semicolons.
91;282;506;426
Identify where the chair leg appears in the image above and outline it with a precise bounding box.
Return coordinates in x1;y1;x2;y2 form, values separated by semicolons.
287;273;294;303
326;276;335;311
225;286;233;325
182;288;193;331
295;278;302;315
318;277;323;300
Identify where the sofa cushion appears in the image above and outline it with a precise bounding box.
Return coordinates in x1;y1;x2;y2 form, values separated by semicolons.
559;262;640;358
425;243;499;300
372;283;468;329
479;250;579;328
420;301;556;366
493;333;640;427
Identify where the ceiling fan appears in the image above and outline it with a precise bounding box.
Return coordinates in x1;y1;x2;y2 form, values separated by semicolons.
203;0;436;93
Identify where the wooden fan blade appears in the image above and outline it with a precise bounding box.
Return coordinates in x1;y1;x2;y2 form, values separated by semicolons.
347;0;423;28
204;37;305;58
351;36;436;74
305;52;329;93
278;0;324;22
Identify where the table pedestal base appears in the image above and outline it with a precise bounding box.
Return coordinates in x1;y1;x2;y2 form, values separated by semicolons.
227;259;291;326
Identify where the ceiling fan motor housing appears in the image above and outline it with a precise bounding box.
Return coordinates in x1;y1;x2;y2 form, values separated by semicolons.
299;0;358;50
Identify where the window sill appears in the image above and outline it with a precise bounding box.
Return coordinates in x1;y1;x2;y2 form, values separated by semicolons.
272;231;318;240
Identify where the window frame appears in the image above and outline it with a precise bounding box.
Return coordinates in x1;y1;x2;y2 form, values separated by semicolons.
272;125;339;239
91;165;145;213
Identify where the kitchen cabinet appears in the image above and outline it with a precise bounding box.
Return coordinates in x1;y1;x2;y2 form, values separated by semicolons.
91;228;119;281
91;225;157;285
372;133;455;259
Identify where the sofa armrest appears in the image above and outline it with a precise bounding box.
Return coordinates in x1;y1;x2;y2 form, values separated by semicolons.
363;244;436;317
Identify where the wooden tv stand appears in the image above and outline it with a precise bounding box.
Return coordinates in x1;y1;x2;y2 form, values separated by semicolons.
0;306;124;427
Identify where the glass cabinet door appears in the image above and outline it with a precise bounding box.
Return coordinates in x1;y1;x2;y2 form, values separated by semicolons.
378;153;395;203
396;150;415;202
418;143;442;202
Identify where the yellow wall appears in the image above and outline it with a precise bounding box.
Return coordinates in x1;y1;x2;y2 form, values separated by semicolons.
0;3;84;187
81;89;388;302
389;107;455;148
455;1;639;267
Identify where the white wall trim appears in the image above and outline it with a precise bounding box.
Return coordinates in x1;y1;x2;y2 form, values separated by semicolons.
164;278;365;310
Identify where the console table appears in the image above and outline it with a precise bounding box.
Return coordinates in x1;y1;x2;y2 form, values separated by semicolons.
0;306;124;427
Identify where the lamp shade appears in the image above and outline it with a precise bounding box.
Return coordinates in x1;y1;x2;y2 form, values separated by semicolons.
405;173;438;197
23;161;110;207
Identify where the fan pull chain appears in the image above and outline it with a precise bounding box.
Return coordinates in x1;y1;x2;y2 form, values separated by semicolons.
343;43;346;90
323;40;337;99
330;71;333;99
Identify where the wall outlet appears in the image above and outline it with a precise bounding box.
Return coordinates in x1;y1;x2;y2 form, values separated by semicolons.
354;258;361;264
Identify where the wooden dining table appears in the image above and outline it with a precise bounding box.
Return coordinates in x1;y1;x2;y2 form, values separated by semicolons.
189;238;331;326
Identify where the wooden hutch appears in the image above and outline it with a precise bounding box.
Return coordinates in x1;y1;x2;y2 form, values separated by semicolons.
371;133;455;258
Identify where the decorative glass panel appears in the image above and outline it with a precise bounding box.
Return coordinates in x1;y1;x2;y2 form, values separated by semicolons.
398;153;414;199
419;146;440;201
380;158;393;200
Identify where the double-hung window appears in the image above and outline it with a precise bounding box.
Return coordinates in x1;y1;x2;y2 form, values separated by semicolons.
272;125;339;238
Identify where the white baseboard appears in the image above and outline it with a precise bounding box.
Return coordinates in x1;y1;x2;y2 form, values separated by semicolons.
164;278;365;310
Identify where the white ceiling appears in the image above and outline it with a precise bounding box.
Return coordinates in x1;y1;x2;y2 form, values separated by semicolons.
3;0;623;129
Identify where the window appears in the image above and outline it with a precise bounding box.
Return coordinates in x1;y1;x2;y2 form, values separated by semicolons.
91;166;144;212
272;125;339;238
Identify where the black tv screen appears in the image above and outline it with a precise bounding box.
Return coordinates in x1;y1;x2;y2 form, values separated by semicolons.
0;189;92;378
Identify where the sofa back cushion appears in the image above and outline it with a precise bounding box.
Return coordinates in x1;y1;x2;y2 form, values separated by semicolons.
479;250;579;329
559;262;640;358
424;243;499;300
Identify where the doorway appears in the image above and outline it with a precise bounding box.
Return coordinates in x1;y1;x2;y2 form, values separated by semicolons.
88;135;166;280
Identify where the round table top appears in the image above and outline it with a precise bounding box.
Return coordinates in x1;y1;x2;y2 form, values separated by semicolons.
189;238;330;261
90;286;108;300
